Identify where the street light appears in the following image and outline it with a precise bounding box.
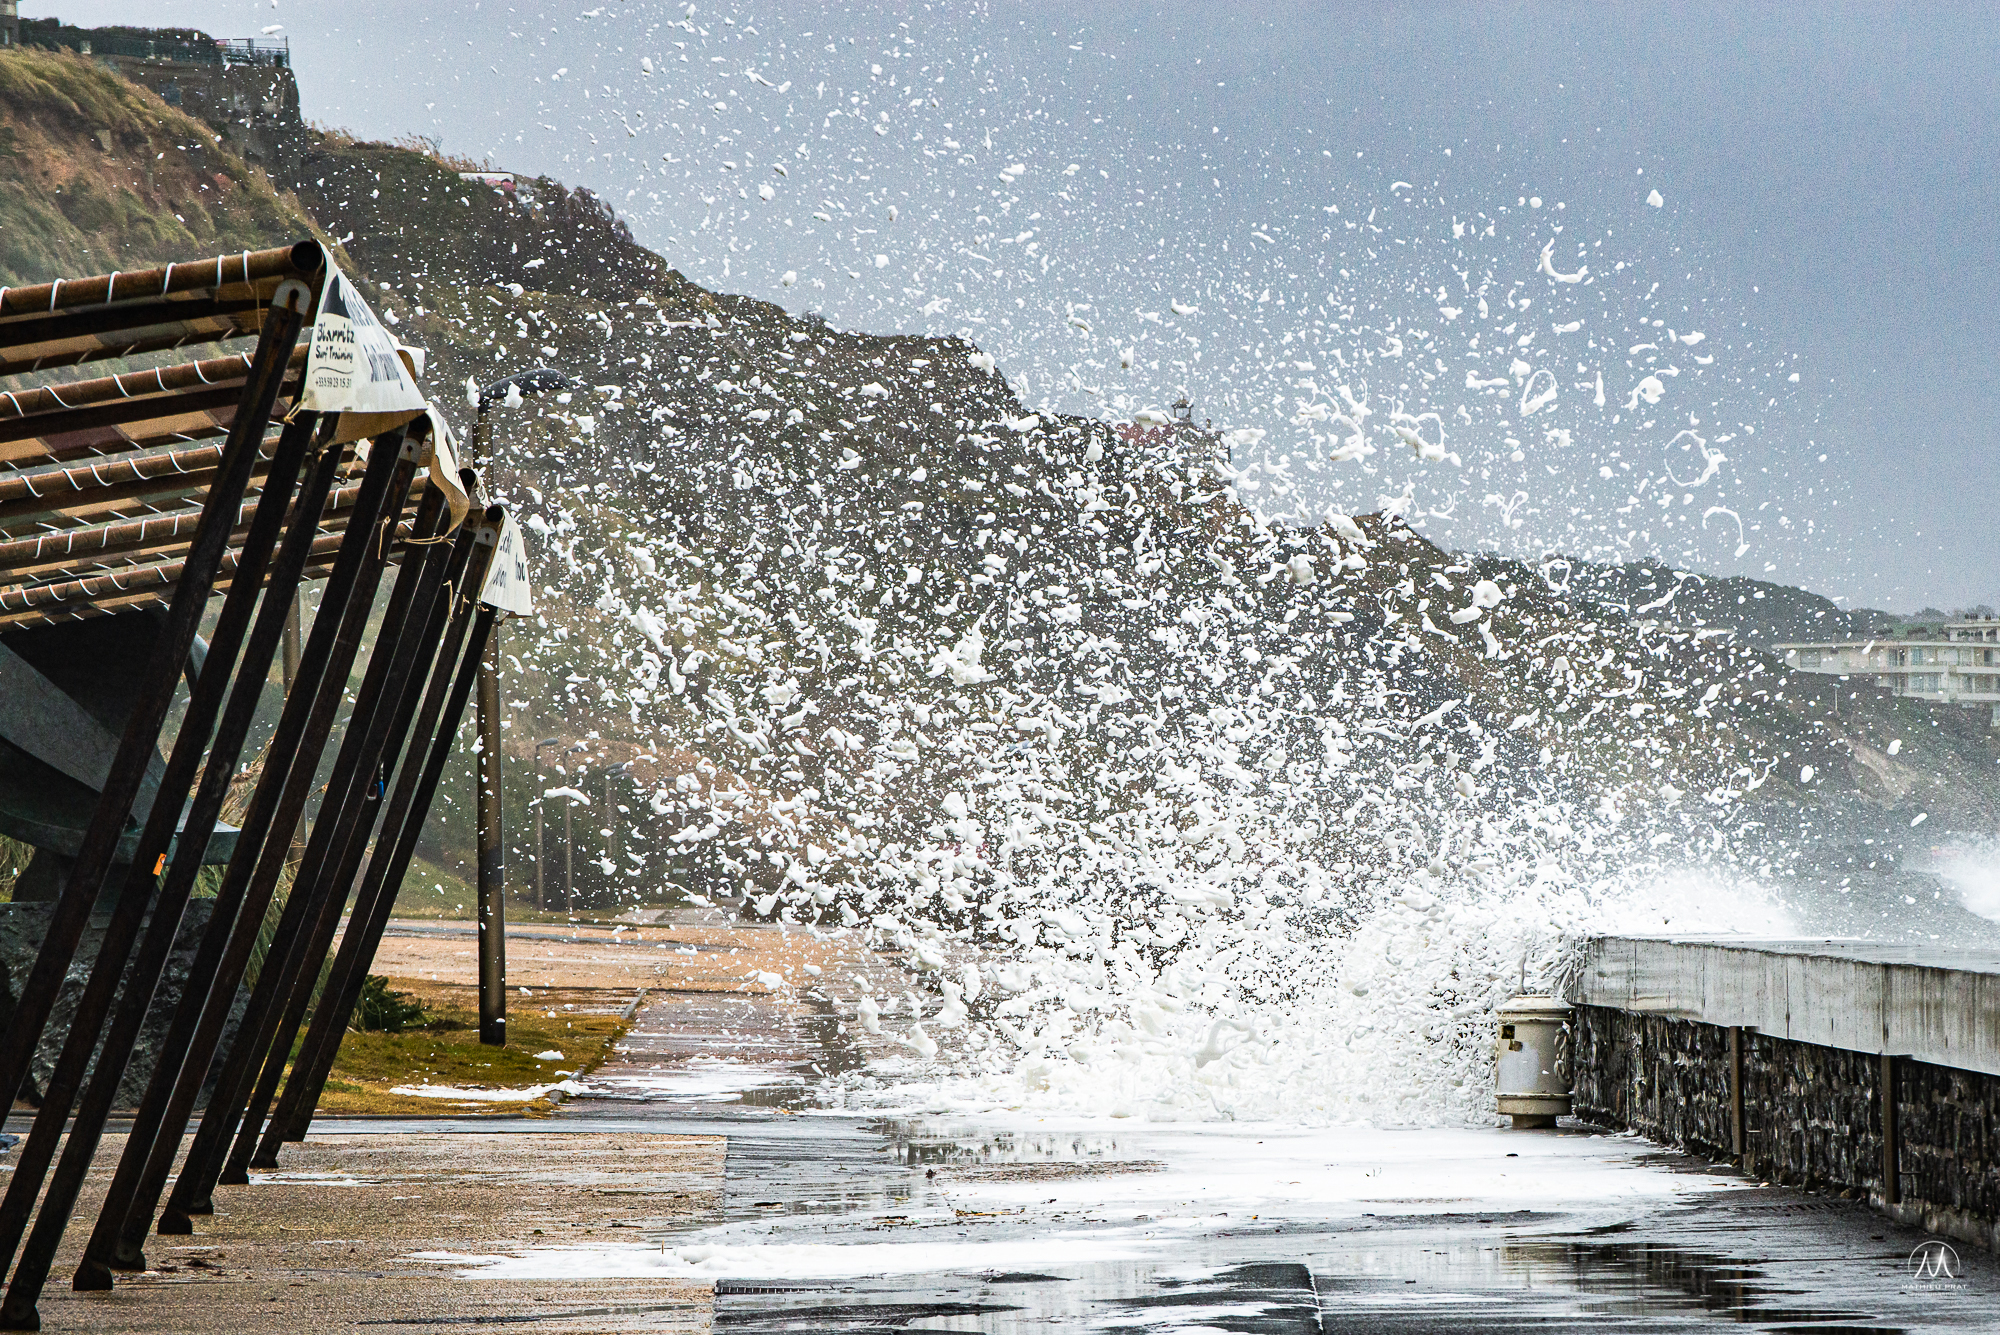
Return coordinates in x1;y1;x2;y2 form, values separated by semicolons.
604;761;630;900
563;745;586;914
532;737;563;911
530;739;589;913
467;366;579;1048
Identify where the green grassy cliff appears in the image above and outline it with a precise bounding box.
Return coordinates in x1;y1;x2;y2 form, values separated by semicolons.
0;46;309;283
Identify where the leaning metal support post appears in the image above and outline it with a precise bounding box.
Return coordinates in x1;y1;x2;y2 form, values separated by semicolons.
0;403;318;1314
238;514;460;1168
9;416;338;1313
73;422;346;1284
283;589;306;871
478;623;506;1045
153;434;423;1231
187;477;444;1199
0;276;315;1130
221;485;454;1179
248;510;474;1164
272;501;496;1142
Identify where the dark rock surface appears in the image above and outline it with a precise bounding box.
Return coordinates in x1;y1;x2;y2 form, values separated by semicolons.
0;900;245;1110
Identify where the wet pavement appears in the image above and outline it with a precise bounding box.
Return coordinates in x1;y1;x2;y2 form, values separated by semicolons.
17;945;1995;1332
623;1114;1998;1332
351;1099;1997;1332
416;977;2000;1333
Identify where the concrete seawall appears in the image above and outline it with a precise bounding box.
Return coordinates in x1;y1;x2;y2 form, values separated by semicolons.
1572;935;2000;1251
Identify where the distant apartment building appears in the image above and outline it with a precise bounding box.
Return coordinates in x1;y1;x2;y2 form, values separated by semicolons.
459;171;540;209
1778;619;2000;727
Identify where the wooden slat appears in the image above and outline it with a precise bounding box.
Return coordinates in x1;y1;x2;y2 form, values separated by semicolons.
0;438;289;536
0;503;428;628
0;242;324;377
0;244;321;318
0;349;307;467
0;474;369;581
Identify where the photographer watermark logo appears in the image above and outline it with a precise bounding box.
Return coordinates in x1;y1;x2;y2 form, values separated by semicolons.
1910;1240;1961;1279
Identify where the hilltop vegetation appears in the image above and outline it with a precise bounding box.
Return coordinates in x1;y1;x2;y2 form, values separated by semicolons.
1558;558;1903;645
0;46;309;285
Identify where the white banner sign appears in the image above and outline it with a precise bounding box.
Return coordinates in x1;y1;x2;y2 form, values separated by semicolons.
479;514;534;616
299;269;429;444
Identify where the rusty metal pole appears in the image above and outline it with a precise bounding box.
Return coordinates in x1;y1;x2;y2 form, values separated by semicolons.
465;366;574;1042
466;395;506;1047
281;592;301;685
282;590;305;873
533;738;562;912
271;509;500;1139
476;622;506;1046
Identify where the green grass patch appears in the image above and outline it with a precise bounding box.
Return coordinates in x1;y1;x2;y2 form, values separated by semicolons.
313;977;631;1116
393;854;480;919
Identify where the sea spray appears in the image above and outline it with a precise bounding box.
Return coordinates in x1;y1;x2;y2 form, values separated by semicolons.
501;368;1815;1125
432;49;1825;1123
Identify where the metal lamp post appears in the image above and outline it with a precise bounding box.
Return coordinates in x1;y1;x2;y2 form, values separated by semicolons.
532;737;562;911
467;367;579;1047
605;762;630;901
562;744;584;914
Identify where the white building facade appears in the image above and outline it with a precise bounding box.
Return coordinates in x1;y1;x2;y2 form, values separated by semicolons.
1778;619;2000;727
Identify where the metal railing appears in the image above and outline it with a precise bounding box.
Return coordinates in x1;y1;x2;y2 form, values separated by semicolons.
25;31;289;68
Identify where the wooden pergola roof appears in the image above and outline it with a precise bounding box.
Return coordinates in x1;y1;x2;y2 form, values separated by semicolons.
0;243;439;629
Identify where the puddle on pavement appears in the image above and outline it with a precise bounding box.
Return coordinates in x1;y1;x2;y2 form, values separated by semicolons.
710;1241;1911;1334
702;1118;1174;1226
689;1121;1916;1333
874;1120;1157;1174
1310;1239;1904;1333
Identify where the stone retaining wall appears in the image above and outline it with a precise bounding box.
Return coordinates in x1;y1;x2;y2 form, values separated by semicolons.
1573;1003;2000;1251
1572;1005;1736;1163
1899;1058;2000;1241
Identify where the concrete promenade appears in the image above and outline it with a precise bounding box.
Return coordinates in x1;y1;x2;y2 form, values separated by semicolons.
11;983;1995;1331
9;924;2000;1330
19;1128;718;1332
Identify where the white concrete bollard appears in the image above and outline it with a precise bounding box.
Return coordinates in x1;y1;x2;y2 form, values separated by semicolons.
1496;995;1573;1129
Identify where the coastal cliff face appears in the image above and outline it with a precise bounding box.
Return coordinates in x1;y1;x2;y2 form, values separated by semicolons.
0;46;309;285
2;40;1994;925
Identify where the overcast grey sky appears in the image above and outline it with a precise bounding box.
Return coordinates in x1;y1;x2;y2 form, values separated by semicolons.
48;1;2000;612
